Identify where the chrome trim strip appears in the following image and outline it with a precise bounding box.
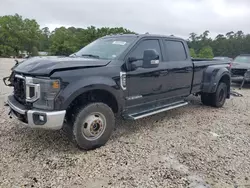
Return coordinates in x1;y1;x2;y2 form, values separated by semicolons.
131;102;188;120
15;74;25;79
25;77;40;102
120;72;126;90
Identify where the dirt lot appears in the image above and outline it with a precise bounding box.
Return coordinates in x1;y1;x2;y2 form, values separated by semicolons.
0;58;250;188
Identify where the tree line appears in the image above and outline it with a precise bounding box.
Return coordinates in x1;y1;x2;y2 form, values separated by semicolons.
1;14;250;58
0;14;134;57
188;30;250;58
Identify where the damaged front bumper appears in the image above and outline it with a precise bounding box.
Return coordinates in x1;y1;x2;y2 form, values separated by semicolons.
231;69;250;83
231;76;250;82
7;95;66;130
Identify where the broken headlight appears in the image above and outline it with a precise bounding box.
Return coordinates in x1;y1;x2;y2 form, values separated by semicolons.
26;77;61;110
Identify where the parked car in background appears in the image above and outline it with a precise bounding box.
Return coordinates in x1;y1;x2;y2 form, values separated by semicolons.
213;56;233;62
231;54;250;83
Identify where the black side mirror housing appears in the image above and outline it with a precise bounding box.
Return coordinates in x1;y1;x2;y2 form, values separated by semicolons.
142;49;160;68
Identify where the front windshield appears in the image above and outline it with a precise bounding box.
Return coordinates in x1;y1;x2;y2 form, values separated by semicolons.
74;36;136;60
234;56;250;63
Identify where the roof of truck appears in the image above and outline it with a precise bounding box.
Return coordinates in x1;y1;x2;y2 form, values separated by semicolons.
102;33;184;40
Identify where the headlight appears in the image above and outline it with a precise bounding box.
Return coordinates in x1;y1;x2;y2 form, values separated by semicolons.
26;77;60;110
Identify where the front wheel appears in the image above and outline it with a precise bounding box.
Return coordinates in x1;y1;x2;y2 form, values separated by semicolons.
73;103;115;150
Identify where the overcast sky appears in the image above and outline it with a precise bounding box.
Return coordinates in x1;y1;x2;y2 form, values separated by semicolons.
1;0;250;39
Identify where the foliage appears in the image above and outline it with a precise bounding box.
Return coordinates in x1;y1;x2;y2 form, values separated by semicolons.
0;14;135;57
39;27;50;51
0;45;15;57
49;26;135;56
1;14;250;58
31;46;38;56
189;48;197;58
188;31;250;58
198;46;214;58
0;14;40;56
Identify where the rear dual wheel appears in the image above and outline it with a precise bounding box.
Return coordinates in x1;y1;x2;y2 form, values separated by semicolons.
201;82;227;108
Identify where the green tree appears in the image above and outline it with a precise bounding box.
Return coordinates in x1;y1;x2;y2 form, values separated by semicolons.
39;27;50;51
198;46;214;58
31;46;39;56
49;26;135;55
49;27;79;55
0;45;15;57
189;48;197;58
0;14;24;55
3;14;250;59
0;14;41;56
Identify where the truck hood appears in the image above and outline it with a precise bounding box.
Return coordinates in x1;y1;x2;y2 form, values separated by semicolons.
231;62;250;69
14;56;111;76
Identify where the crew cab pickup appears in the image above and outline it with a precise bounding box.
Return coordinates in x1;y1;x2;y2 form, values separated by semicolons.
4;34;231;150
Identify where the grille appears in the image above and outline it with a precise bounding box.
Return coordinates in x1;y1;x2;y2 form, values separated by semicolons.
231;69;247;76
13;76;26;104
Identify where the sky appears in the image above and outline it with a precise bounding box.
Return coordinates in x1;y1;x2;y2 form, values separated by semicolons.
1;0;250;39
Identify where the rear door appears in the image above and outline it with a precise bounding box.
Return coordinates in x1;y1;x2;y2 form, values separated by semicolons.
162;39;193;97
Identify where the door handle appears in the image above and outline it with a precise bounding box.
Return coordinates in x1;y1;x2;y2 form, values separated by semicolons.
161;70;169;76
153;70;168;77
162;70;169;74
185;67;192;72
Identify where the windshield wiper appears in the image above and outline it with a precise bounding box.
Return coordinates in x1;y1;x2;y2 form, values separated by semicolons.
81;54;100;59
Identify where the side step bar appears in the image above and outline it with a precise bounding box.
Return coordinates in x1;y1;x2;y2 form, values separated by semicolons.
127;101;188;120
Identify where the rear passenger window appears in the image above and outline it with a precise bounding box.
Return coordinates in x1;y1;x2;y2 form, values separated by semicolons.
165;40;187;61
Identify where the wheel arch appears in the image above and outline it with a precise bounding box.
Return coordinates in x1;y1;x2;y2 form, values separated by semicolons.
64;85;123;113
201;66;231;97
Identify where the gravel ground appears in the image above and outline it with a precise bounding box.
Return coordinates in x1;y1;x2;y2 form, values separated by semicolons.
0;58;250;188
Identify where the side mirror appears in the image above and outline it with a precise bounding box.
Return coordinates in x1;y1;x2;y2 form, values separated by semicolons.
142;49;160;68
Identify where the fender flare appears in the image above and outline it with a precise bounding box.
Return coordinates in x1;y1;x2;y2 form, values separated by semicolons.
55;76;124;112
201;67;231;94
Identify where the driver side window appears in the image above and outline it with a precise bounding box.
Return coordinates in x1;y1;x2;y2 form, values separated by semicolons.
129;39;162;61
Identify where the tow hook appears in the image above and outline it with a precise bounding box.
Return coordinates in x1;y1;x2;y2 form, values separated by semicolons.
8;110;12;119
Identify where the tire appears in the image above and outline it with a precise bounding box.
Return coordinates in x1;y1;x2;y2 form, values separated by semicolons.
201;93;212;106
210;82;227;108
73;102;115;150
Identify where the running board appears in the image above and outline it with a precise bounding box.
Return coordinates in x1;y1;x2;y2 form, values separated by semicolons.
127;101;188;120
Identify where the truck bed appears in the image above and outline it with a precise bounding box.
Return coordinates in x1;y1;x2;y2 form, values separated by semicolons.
191;59;231;94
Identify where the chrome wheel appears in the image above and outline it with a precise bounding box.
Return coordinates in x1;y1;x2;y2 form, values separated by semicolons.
81;112;106;141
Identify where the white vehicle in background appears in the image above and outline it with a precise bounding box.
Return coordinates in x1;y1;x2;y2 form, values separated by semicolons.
213;56;233;62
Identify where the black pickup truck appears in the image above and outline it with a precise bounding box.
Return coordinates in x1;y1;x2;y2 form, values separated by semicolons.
4;34;231;150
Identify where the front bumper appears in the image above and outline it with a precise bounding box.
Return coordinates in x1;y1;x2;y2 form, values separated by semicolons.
7;95;66;130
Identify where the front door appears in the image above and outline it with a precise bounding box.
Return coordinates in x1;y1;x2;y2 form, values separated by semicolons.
125;38;166;111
